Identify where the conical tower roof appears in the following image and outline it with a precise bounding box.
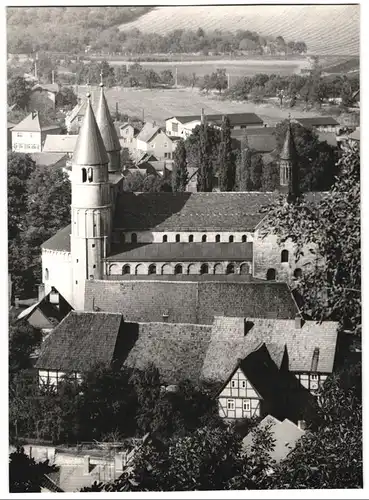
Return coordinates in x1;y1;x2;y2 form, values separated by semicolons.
95;83;121;153
280;120;297;161
73;94;109;166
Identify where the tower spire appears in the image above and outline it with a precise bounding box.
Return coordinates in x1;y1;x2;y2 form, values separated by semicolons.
279;118;299;201
73;93;108;166
95;82;121;172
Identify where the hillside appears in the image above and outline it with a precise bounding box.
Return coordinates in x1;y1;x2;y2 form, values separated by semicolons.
120;5;359;56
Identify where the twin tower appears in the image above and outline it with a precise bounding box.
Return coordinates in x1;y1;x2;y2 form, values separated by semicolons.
71;85;121;310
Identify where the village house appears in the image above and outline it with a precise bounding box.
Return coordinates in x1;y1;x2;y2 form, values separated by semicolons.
28;82;60;112
165;111;264;139
11;111;61;153
35;310;338;425
134;122;178;161
7;121;15;149
295;116;340;134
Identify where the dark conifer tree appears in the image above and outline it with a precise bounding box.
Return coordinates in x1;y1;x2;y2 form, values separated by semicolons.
218;115;234;191
172;139;188;192
235;135;252;191
197;120;213;192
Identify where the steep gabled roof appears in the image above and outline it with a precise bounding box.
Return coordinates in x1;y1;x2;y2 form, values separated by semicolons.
72;95;109;166
136;122;160;143
95;85;121;154
42;225;71;252
35;311;123;372
11;111;60;132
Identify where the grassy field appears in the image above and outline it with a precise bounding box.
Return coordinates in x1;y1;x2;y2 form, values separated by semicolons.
77;86;326;127
108;59;303;81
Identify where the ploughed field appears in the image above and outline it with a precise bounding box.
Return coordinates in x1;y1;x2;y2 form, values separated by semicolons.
76;85;325;127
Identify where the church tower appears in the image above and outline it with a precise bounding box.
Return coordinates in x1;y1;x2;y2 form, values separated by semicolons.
70;93;111;310
279;118;300;202
95;82;121;173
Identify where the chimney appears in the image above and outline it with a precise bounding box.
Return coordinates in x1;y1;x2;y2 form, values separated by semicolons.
295;315;303;329
83;455;90;475
297;420;307;431
38;284;45;302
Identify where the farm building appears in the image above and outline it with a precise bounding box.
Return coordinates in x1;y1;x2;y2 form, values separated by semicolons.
295;116;340;134
28;82;60;112
165;111;264;139
35;310;338;424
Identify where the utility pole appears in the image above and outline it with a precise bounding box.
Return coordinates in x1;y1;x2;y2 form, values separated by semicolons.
142;108;145;123
175;66;178;87
227;73;230;89
51;70;55;84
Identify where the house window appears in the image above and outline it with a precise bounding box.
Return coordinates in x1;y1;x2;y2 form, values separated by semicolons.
172;122;178;133
44;268;49;280
242;380;246;388
229;235;234;243
164;152;169;158
311;374;318;380
174;264;183;275
88;167;93;182
227;399;235;410
148;264;157;275
163;234;168;242
17;132;23;138
226;263;235;274
175;234;180;242
200;263;209;274
202;234;207;242
231;380;236;388
294;268;302;279
266;268;276;280
164;142;168;147
189;234;194;242
131;233;137;243
242;235;247;242
215;234;220;242
281;249;289;263
243;399;251;411
92;244;95;248
122;264;131;275
82;168;87;183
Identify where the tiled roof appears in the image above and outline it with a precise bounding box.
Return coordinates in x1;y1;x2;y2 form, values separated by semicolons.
107;242;253;262
242;415;305;463
113;192;277;231
85;280;300;325
32;83;60;93
11;112;60;132
35;311;123;372
136;122;160;143
29;152;67;167
231;127;276;138
122;322;212;384
168;113;264;126
348;128;360;141
43;134;78;153
296;116;339;127
41;225;71;252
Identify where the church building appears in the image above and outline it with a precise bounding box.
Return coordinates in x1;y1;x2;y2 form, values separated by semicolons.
41;86;322;311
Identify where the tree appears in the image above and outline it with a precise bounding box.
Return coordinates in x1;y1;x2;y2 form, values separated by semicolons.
261;159;279;191
142;69;159;89
172;139;188;192
9;447;58;493
211;68;227;94
55;86;77;110
8;152;36;240
260;143;360;335
9;320;42;374
218;115;234;191
267;362;362;489
160;69;174;86
235;135;252;191
250;153;264;190
197;123;213;192
341;79;353;108
130;363;161;435
7;76;31;109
